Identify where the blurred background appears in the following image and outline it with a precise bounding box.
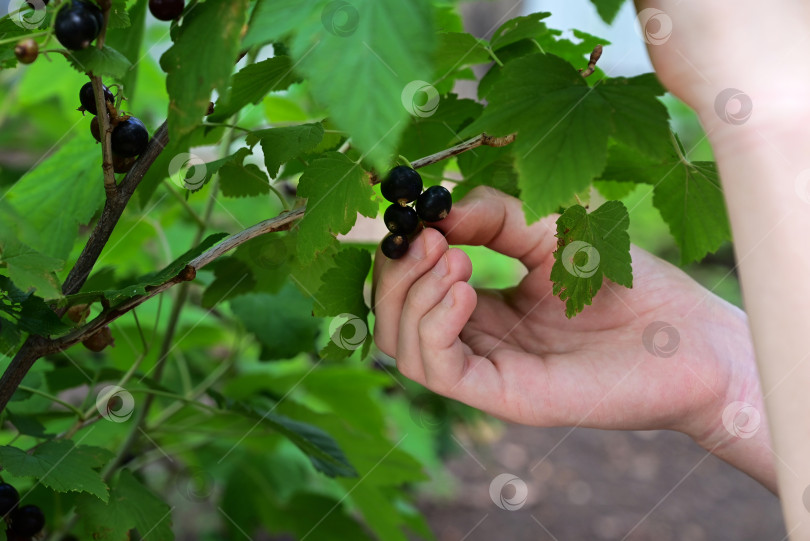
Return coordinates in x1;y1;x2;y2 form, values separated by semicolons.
0;0;783;539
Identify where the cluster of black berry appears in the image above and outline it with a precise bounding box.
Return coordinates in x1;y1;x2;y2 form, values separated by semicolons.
380;166;452;259
80;81;149;173
0;482;45;540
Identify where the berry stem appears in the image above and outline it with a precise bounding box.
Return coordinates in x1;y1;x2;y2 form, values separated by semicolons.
486;46;504;67
91;75;117;198
16;385;85;419
0;31;48;46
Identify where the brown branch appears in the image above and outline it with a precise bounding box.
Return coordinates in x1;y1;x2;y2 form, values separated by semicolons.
579;45;603;78
92;0;115;197
369;132;517;184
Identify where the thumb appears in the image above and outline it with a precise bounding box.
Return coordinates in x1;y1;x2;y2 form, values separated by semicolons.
436;186;558;270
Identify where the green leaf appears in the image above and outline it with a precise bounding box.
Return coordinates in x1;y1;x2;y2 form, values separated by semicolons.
160;0;248;141
550;201;632;317
209;56;301;122
490;12;551;50
261;411;358;478
108;0;131;28
433;32;491;82
590;0;626;24
76;469;173;541
0;441;113;501
247;0;436;171
106;0;147;100
66;46;133;80
601;145;731;263
218;152;270;198
200;258;256;309
4;137;104;261
230;286;321;361
313;248;371;319
0;237;63;299
455;145;520;200
247;123;325;179
463;53;670;218
0;276;68;337
297;152;377;262
59;233;227;306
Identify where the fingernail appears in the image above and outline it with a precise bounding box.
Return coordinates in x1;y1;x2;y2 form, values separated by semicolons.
442;286;455;307
432;254;449;277
409;235;425;260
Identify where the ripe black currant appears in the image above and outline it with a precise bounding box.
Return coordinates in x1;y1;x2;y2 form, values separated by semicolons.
416;185;452;222
111;117;149;157
381;166;422;204
384;204;419;235
0;483;19;517
14;39;38;64
381;234;409;260
8;505;45;537
149;0;185;20
79;82;114;115
90;116;101;143
55;1;103;51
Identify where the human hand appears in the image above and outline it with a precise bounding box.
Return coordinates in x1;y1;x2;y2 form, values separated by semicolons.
373;188;764;454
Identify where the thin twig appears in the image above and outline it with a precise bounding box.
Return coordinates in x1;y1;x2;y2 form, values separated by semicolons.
579;45;603;78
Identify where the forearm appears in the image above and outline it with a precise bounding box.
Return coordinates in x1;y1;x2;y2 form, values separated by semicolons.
700;106;810;530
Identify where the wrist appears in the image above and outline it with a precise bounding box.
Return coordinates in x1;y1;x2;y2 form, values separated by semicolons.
684;304;778;493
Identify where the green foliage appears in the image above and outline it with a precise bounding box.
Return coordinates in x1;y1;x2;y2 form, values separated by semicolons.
0;1;734;538
0;441;113;500
590;0;626;24
551;201;632;317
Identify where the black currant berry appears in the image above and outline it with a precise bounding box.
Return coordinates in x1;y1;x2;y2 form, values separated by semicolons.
79;82;114;115
54;1;102;51
381;234;409;260
149;0;185;20
90;116;101;142
0;483;19;517
8;505;45;537
381;166;422;204
384;204;419;235
111;117;149;157
416;185;452;222
14;39;38;64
